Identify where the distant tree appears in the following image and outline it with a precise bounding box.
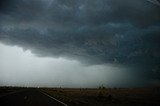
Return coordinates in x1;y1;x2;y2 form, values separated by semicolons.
98;84;106;90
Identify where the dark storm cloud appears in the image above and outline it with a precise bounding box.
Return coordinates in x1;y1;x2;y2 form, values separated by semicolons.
0;0;160;79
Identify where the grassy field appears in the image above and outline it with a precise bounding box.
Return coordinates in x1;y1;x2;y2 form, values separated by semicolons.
41;87;160;106
0;86;160;106
0;87;24;96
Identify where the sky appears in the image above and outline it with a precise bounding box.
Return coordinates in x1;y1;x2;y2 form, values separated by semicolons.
0;0;160;87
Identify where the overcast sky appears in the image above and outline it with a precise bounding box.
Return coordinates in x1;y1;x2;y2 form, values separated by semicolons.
0;0;160;87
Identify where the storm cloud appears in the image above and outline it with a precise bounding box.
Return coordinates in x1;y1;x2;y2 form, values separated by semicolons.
0;0;160;85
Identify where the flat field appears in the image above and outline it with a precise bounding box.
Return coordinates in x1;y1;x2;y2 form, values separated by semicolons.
42;87;160;106
0;87;23;96
0;87;160;106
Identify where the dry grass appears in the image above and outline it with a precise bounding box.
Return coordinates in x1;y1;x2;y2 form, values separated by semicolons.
0;87;24;96
41;87;160;106
1;87;160;105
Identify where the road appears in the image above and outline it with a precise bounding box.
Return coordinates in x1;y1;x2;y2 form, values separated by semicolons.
0;89;67;106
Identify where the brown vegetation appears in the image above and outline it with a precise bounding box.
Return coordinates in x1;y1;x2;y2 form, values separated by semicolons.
41;87;160;106
0;86;25;96
1;86;160;106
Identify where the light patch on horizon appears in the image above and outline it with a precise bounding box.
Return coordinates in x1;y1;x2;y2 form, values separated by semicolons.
0;42;139;88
